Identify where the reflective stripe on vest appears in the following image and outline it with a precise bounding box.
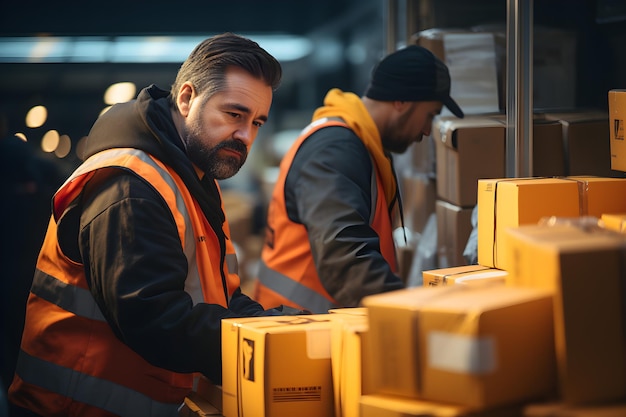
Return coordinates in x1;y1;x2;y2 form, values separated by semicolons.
30;268;106;322
16;350;179;417
256;259;336;313
64;148;207;306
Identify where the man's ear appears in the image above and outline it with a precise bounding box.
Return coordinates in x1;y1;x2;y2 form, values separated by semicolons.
392;100;411;112
176;82;195;117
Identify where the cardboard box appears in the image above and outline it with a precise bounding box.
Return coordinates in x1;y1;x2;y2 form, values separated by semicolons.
505;223;626;404
436;200;474;267
532;119;566;177
543;111;613;177
360;394;524;417
330;309;370;417
563;176;626;217
422;265;507;287
221;315;335;417
362;285;556;408
477;178;581;270
433;116;505;207
609;89;626;172
488;115;565;177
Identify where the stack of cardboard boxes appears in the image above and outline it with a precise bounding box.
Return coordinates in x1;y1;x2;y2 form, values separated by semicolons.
179;88;626;417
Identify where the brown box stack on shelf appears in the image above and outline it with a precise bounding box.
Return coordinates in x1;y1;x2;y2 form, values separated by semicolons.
433;116;505;209
543;111;613;177
487;114;566;177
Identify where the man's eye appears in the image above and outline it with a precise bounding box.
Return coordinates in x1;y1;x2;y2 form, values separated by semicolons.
253;121;264;128
229;112;241;118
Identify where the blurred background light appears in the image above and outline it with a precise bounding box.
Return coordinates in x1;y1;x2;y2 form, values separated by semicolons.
104;82;137;105
25;105;47;128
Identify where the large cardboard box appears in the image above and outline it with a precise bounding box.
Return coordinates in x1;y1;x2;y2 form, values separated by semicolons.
362;285;556;408
505;223;626;405
609;89;626;172
329;308;370;417
477;178;581;270
433;116;505;207
221;315;335;417
543;111;613;177
359;394;524;417
435;200;474;267
422;265;507;287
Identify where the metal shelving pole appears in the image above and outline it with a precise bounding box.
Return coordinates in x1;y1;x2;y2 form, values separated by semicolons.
506;0;534;178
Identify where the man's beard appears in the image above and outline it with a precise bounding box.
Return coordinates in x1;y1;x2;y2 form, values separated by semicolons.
184;131;248;180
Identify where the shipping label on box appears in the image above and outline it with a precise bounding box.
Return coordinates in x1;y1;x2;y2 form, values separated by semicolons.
477;177;581;270
221;315;334;417
422;265;507;287
505;223;626;405
609;89;626;172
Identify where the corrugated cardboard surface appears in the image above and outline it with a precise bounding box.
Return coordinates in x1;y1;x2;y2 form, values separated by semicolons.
477;178;581;270
505;224;626;405
422;265;507;287
433;116;505;208
362;285;556;408
543;111;613;177
221;315;334;417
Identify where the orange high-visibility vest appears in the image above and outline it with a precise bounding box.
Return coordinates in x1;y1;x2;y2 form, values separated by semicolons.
9;148;240;417
254;118;398;313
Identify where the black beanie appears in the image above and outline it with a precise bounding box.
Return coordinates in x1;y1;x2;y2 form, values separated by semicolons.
364;45;464;118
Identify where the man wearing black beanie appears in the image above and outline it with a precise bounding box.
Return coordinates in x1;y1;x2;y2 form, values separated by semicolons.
254;45;464;313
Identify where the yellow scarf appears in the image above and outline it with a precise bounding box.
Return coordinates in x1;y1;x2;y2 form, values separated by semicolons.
312;88;397;207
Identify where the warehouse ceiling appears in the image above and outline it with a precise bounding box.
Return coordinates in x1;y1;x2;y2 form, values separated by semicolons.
0;0;383;147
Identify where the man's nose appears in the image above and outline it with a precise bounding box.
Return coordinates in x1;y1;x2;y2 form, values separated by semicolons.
233;125;254;146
